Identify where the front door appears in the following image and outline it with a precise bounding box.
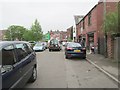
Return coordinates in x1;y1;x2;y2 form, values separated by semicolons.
2;44;22;89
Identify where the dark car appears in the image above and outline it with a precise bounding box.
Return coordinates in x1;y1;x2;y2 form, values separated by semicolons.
49;39;61;51
65;42;86;59
0;41;37;89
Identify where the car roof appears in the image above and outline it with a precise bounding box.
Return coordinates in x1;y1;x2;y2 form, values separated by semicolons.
0;41;29;48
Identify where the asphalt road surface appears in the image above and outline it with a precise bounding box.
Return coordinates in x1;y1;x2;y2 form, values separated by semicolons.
25;49;118;88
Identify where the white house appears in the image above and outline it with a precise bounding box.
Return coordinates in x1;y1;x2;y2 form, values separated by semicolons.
73;15;84;42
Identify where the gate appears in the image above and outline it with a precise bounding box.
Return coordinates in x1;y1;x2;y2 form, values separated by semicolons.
98;37;105;55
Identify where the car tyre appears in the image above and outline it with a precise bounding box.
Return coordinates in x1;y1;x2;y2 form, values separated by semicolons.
82;57;86;59
49;49;51;52
28;67;37;83
65;55;69;59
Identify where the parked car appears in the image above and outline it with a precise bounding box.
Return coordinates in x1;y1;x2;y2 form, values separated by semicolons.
28;41;36;48
41;42;47;49
64;42;71;50
62;42;67;46
65;42;86;59
33;43;45;51
1;41;37;89
48;39;61;51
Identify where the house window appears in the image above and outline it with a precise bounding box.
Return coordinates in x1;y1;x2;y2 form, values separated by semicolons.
88;12;91;26
83;19;85;29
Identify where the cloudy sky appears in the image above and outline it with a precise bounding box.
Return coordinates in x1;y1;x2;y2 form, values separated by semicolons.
0;0;99;33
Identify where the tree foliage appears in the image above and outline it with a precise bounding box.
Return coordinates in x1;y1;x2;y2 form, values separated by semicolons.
23;30;33;41
103;11;119;35
30;19;43;41
5;19;43;41
5;25;27;41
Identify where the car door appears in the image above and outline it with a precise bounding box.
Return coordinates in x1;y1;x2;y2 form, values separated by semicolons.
2;44;22;89
15;43;36;86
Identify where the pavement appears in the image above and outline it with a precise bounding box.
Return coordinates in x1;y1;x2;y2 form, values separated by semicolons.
86;52;120;85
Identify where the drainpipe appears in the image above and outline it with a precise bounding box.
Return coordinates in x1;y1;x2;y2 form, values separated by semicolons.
104;0;107;57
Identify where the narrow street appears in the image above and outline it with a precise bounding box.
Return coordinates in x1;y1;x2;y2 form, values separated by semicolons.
25;49;118;88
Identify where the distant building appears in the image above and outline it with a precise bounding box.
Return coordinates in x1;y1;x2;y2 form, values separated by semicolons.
67;26;73;41
60;31;67;41
0;30;7;41
73;15;84;42
50;30;61;40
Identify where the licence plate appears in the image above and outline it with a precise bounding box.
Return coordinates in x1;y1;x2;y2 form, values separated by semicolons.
74;50;81;52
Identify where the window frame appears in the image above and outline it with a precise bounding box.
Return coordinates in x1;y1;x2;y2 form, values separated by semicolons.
14;43;28;62
2;44;16;65
88;12;91;26
24;43;33;55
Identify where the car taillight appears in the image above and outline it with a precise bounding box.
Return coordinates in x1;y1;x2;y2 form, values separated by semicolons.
67;47;73;50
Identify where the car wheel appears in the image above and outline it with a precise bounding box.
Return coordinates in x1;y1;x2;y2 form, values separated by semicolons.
82;57;86;59
49;49;51;52
65;55;68;59
28;67;37;83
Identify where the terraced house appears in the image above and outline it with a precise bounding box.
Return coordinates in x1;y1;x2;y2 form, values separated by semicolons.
76;1;120;61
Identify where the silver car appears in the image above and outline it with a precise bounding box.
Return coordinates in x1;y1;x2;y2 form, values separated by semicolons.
33;43;45;51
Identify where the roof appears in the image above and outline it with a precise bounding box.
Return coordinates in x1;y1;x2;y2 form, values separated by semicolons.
74;15;84;25
77;3;99;25
0;41;29;48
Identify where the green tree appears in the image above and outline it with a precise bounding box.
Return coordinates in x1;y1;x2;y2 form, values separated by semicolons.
23;30;33;41
30;19;43;41
103;11;119;35
5;25;27;41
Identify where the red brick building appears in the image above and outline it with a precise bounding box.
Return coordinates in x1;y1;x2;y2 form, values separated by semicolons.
60;31;67;41
50;30;61;40
67;26;73;41
49;30;67;41
76;2;118;58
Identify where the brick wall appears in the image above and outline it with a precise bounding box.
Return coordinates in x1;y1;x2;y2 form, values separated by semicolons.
60;31;67;41
76;23;80;40
76;5;98;47
96;2;117;58
107;34;114;58
67;26;73;40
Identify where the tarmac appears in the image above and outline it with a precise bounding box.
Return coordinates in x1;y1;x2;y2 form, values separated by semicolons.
86;52;120;86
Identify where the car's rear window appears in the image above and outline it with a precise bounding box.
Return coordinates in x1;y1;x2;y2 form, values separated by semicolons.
50;39;58;45
68;43;81;47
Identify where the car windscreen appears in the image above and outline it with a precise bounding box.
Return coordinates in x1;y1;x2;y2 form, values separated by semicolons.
50;40;58;45
68;43;82;48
